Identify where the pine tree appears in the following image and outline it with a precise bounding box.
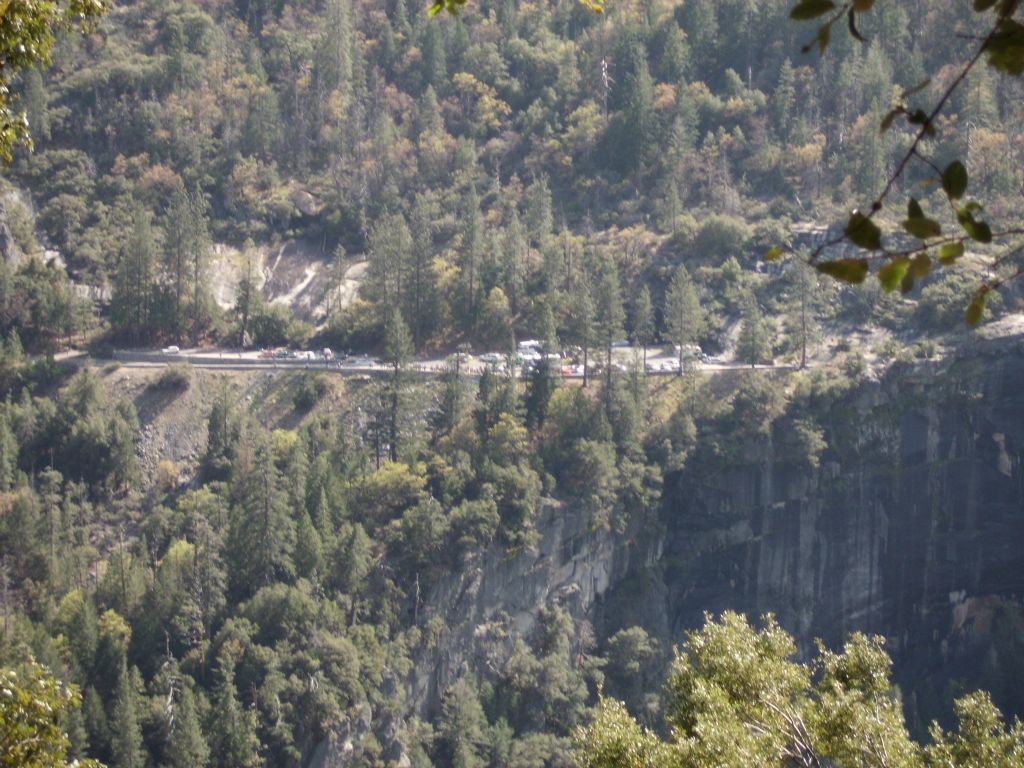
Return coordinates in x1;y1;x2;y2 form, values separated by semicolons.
234;241;260;348
208;657;260;768
502;209;527;316
368;210;413;311
459;186;484;328
632;285;655;369
420;21;447;93
737;295;772;367
161;184;211;344
525;357;557;430
524;176;553;252
593;261;625;391
110;660;146;768
227;428;295;600
187;185;211;344
294;509;324;579
774;58;796;143
0;409;17;492
408;193;436;351
165;683;209;768
383;307;414;463
316;0;353;97
112;204;155;344
621;43;656;177
664;265;704;374
568;281;595;387
786;257;824;369
22;68;50;143
438;677;488;768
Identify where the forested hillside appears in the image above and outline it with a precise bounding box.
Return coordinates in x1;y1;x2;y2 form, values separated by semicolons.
2;0;1022;352
3;0;1024;766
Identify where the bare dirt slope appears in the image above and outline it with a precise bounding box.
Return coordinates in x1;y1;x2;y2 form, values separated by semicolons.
100;365;350;485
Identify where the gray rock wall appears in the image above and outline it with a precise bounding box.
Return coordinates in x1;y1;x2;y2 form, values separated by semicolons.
404;336;1024;735
626;340;1024;729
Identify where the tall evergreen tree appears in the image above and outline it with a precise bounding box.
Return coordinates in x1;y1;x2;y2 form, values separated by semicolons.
162;185;210;344
110;660;146;768
459;186;484;328
620;43;656;177
227;428;295;600
501;209;527;316
408;193;436;351
632;285;655;369
0;409;17;492
437;676;488;768
159;659;210;768
112;204;155;343
664;264;704;374
737;294;772;367
368;211;412;311
383;307;414;463
568;281;595;388
786;256;824;369
593;261;625;391
233;241;260;348
208;657;260;768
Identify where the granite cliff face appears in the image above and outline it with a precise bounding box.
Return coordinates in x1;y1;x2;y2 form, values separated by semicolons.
600;336;1024;729
406;336;1024;735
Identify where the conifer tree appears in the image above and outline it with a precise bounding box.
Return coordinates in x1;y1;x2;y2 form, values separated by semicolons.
383;307;414;463
786;257;825;369
737;295;772;367
208;657;260;768
166;684;209;768
227;428;295;600
594;261;625;391
0;409;17;492
664;265;704;374
438;676;488;768
568;281;595;388
294;509;324;579
502;209;527;316
631;285;655;369
112;204;155;344
459;186;484;328
110;660;146;768
408;193;436;351
233;241;260;348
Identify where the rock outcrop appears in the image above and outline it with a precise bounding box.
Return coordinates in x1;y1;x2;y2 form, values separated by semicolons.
405;335;1024;734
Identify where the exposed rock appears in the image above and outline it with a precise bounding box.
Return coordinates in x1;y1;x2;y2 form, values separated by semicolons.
600;336;1024;731
289;188;323;216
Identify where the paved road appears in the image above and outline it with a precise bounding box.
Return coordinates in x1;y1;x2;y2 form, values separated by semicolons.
56;347;788;378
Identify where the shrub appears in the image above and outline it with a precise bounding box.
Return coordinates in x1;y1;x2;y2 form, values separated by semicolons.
293;374;329;411
155;460;180;492
915;271;1003;330
153;364;191;391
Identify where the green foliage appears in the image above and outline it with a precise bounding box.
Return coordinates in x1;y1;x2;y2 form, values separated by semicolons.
736;296;773;366
0;0;105;160
577;612;1024;768
153;363;192;391
0;659;102;768
292;373;328;412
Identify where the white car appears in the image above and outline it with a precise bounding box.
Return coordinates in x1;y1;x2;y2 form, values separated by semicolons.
162;345;180;355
